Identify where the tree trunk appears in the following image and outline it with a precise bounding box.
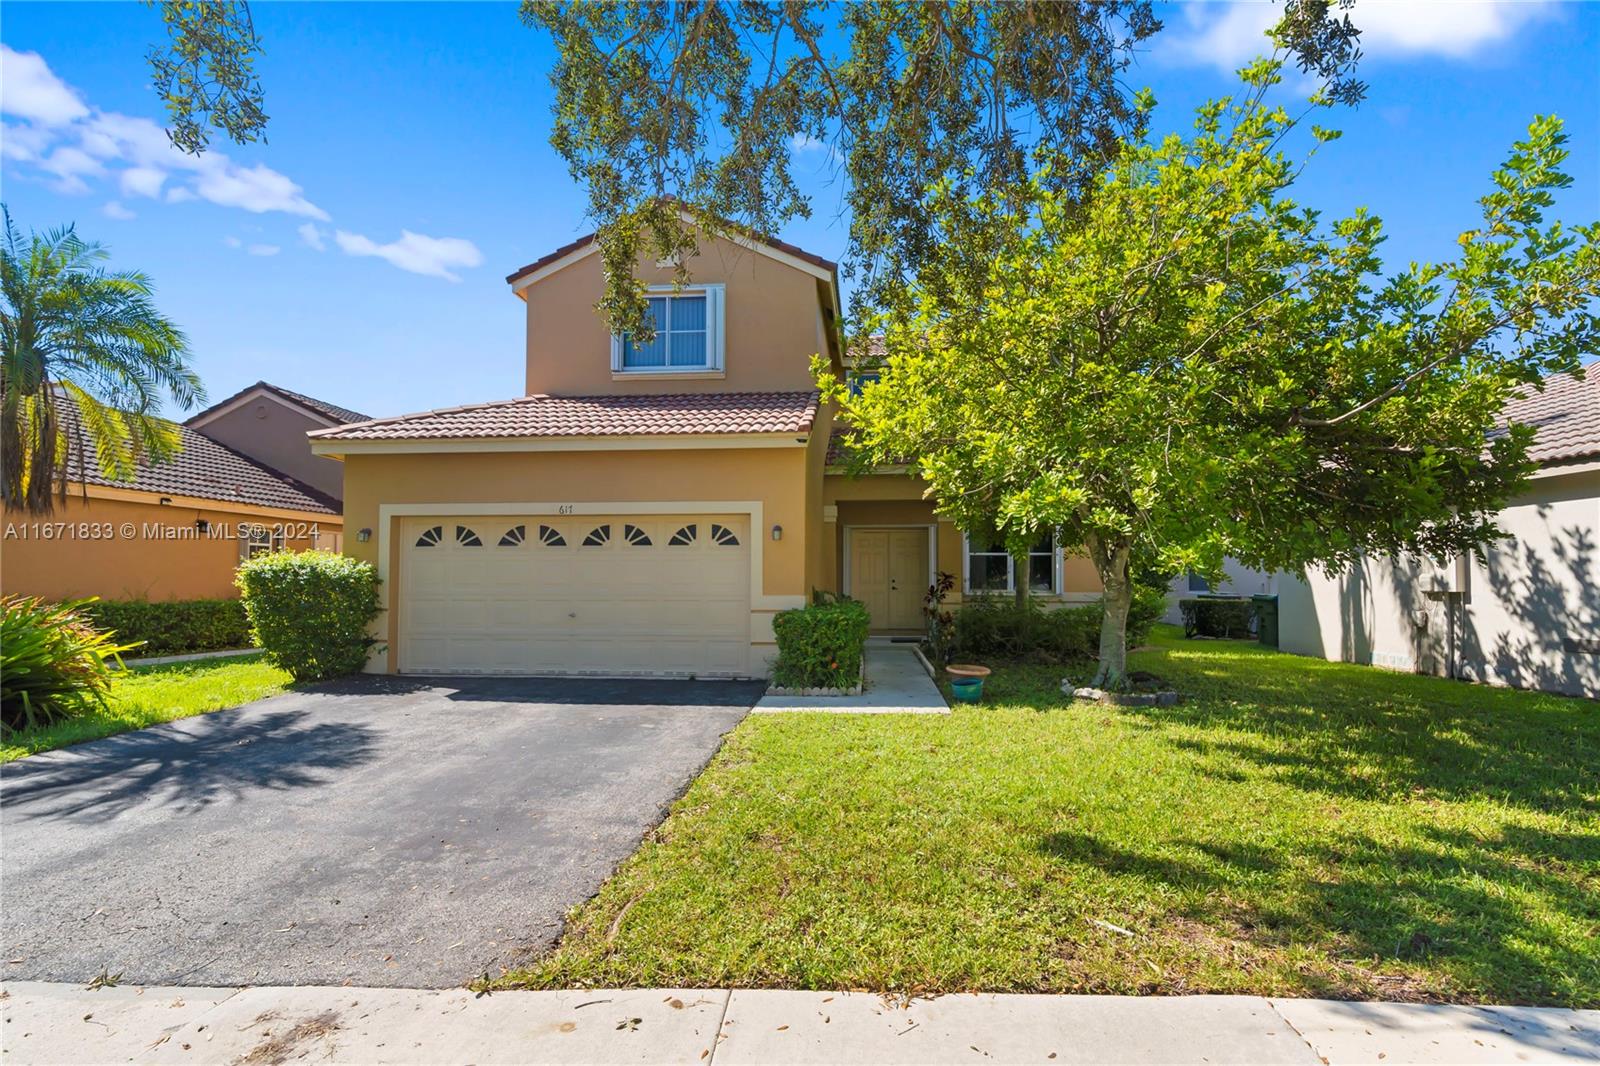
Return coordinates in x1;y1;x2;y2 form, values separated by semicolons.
1089;535;1133;689
1013;551;1028;608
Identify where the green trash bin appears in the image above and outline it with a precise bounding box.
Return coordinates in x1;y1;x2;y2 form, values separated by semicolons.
1253;594;1279;648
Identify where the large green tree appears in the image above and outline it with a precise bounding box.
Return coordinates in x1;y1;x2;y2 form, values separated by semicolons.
1;212;202;514
523;0;1363;339
825;62;1600;687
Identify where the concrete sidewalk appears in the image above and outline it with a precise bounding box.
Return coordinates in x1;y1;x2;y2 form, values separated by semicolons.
754;644;949;713
4;981;1596;1065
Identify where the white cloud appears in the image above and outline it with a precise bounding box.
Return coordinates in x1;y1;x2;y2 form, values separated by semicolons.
3;46;479;281
334;228;484;282
789;132;842;164
119;165;166;199
1158;0;1558;71
188;159;327;219
39;145;102;193
0;48;328;221
0;45;88;125
1;120;53;162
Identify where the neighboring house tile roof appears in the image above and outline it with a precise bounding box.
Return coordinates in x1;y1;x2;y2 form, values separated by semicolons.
53;394;339;514
504;223;838;287
1498;362;1599;465
185;381;371;427
310;391;821;442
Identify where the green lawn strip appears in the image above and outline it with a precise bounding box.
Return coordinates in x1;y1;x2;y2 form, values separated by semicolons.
1;654;294;762
505;626;1598;1005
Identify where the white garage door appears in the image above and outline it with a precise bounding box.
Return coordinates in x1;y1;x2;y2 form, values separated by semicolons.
399;514;751;677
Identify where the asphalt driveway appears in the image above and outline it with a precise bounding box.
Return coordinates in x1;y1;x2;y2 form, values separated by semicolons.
0;675;762;988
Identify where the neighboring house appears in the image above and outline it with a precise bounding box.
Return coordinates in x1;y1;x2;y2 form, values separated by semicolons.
1278;363;1600;699
185;380;371;503
312;218;1105;678
1;385;359;603
1162;562;1278;625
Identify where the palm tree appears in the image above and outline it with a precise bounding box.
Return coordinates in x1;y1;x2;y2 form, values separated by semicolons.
1;208;202;514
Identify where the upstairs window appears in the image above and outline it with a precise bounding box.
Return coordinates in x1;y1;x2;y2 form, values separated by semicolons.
847;370;881;396
612;285;725;374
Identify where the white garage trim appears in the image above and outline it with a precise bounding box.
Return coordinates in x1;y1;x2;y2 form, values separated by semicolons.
371;500;805;672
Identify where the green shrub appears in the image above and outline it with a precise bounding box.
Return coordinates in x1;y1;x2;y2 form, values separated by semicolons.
235;551;382;682
1;596;138;733
1179;596;1256;638
954;584;1170;664
953;595;1048;660
79;598;251;657
771;599;870;689
1127;585;1167;647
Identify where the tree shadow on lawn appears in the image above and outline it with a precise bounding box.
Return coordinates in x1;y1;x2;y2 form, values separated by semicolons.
1038;824;1599;1004
1118;650;1599;815
0;708;379;824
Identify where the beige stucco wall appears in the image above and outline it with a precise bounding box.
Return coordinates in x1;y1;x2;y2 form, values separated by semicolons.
2;491;338;602
822;472;1104;606
339;445;813;674
193;395;344;500
1278;466;1600;698
521;233;837;396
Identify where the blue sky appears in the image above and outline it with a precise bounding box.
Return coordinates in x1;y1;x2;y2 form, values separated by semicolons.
2;2;1596;421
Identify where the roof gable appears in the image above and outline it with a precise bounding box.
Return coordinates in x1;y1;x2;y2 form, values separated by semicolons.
186;381;371;430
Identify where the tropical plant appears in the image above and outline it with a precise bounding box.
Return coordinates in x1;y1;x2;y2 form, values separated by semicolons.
827;62;1600;688
1;595;139;734
1;209;201;514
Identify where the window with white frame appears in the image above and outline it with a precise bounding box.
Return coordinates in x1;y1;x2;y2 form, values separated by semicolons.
964;531;1059;594
611;285;725;373
242;524;284;559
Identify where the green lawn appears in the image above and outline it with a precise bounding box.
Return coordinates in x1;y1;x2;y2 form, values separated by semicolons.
0;654;294;763
505;627;1598;1006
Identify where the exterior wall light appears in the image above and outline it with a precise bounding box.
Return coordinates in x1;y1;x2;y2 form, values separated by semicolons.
357;528;372;542
771;524;783;541
195;519;210;534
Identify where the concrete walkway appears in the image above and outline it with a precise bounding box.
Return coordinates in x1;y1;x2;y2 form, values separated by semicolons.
4;982;1596;1065
754;643;949;713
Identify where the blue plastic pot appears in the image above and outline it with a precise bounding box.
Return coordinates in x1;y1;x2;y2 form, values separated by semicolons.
950;677;984;702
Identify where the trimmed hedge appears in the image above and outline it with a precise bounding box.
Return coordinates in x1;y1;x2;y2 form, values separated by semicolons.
952;586;1166;663
78;598;251;657
1179;596;1256;639
236;551;382;682
771;599;871;690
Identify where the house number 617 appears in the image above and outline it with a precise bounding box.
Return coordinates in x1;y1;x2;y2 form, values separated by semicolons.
556;504;575;515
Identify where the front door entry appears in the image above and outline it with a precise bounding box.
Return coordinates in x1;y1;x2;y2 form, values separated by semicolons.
851;528;929;630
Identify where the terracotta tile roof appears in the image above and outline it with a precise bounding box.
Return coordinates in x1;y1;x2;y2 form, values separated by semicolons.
185;381;371;428
505;218;838;287
1498;362;1599;465
52;393;339;514
310;391;821;442
262;384;371;426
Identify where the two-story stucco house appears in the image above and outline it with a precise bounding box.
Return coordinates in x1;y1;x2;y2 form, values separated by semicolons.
312;222;1104;678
